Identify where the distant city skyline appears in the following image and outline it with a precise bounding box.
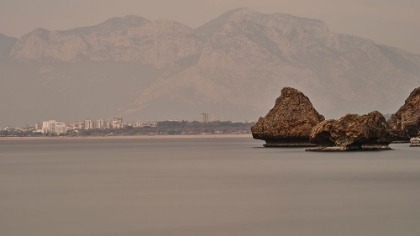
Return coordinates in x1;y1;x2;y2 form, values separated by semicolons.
0;117;253;137
0;112;240;128
1;0;419;54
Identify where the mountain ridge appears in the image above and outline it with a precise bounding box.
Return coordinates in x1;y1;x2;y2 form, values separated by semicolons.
1;9;419;125
10;16;204;68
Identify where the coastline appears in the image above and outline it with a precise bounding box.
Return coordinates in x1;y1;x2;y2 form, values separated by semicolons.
0;133;252;141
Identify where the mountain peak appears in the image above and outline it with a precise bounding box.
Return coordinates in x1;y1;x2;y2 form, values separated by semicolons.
220;8;258;17
9;14;202;65
60;15;150;35
194;8;329;41
101;15;150;26
31;28;51;36
194;8;267;40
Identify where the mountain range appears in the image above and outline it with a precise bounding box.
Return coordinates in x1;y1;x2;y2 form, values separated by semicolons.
1;8;419;125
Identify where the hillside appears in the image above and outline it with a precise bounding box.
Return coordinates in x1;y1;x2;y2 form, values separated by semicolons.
1;9;419;125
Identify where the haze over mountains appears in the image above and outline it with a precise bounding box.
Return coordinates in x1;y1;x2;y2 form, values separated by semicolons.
1;8;419;126
0;33;17;58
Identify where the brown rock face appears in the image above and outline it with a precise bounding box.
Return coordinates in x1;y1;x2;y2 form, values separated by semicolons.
307;111;392;151
251;87;325;147
387;87;420;141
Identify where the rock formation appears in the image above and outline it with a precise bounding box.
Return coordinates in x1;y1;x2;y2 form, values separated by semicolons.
307;111;392;151
251;87;325;147
387;87;420;141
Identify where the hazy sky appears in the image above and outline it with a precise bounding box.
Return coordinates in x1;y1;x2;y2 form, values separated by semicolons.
1;0;419;54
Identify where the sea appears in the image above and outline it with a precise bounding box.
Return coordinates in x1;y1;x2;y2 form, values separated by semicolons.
0;136;419;236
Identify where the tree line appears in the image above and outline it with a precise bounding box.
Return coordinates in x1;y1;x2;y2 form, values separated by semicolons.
75;121;254;136
0;121;254;137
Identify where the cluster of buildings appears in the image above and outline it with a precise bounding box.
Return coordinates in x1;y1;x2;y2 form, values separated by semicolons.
201;113;217;123
1;113;245;136
34;118;157;135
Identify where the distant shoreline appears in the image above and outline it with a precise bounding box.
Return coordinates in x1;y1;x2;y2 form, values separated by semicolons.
0;134;252;141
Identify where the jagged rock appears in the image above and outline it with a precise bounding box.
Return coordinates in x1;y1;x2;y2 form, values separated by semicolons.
387;87;420;141
307;111;392;151
410;137;420;147
251;87;325;147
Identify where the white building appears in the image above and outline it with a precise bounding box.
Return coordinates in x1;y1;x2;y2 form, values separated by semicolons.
73;121;84;130
42;120;67;135
84;119;94;130
34;122;42;130
55;122;68;135
133;121;158;128
96;119;107;129
112;117;123;129
42;120;56;134
201;113;209;123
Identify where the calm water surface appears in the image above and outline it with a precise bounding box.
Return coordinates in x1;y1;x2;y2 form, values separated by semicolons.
0;137;419;236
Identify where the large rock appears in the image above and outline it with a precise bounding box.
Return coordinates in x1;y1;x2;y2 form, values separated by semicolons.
307;111;392;151
387;87;420;141
251;87;325;147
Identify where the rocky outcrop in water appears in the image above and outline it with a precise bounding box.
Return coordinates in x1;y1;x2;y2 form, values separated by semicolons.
387;87;420;141
251;87;325;147
307;111;392;151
